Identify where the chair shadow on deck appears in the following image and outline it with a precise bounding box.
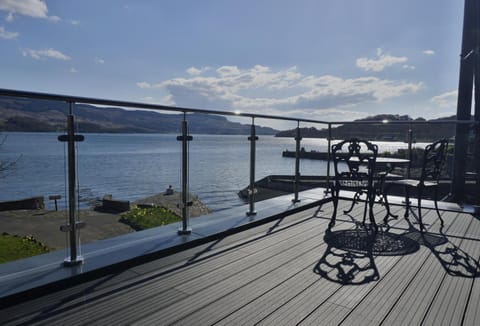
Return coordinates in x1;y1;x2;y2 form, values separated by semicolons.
402;218;480;278
314;222;420;285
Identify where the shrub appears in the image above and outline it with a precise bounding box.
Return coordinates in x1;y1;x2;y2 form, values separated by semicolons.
120;206;180;230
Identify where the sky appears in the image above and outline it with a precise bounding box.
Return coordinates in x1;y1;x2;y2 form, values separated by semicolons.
0;0;469;129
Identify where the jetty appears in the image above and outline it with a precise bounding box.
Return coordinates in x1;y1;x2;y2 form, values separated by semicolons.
282;148;329;160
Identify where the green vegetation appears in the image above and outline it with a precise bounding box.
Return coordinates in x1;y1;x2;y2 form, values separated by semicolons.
121;206;180;230
0;233;50;264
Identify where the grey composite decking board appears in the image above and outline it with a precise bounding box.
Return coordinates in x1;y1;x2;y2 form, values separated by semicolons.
132;229;329;325
214;264;329;326
295;243;407;326
259;208;439;326
464;265;480;325
338;210;443;326
177;204;384;325
421;216;480;326
0;198;478;326
0;208;329;325
214;205;405;326
245;206;403;326
380;211;473;326
172;219;329;296
173;243;327;325
54;208;334;326
0;209;318;319
296;259;397;325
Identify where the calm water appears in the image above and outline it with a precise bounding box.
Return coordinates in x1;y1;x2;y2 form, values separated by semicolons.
0;132;415;211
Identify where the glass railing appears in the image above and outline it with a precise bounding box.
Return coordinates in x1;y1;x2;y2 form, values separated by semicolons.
0;88;478;267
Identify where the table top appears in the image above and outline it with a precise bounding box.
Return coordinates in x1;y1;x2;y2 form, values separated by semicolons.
347;156;410;164
376;157;410;164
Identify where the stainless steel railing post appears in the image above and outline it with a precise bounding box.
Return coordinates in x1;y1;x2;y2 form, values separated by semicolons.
59;102;85;266
292;121;301;203
407;126;413;179
177;113;193;234
325;123;332;195
247;118;258;216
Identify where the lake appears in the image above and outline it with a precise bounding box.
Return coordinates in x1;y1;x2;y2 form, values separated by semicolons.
0;132;417;211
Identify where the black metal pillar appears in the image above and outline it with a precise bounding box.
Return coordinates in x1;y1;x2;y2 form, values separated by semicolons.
452;0;477;202
473;0;480;204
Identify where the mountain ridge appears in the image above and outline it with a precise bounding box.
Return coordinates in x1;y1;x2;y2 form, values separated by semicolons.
0;97;278;135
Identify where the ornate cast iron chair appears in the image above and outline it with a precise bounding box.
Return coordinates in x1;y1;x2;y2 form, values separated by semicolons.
386;139;448;230
330;138;378;230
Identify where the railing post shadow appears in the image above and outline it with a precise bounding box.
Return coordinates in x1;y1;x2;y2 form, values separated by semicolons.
247;118;258;216
177;113;193;235
59;101;85;266
292;121;301;203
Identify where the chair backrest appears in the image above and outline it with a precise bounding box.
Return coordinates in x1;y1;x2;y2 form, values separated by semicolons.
332;138;378;188
420;139;448;182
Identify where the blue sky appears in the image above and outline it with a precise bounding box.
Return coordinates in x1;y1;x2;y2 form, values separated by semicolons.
0;0;467;128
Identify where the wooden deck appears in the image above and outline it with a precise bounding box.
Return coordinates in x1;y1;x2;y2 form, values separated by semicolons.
1;199;479;325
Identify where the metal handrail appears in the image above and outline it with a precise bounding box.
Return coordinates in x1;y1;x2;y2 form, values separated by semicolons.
1;87;479;266
1;88;476;126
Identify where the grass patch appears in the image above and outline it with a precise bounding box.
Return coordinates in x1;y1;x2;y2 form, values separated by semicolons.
120;206;180;231
0;233;50;264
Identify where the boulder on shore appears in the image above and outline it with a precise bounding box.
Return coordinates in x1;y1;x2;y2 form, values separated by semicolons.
134;191;210;217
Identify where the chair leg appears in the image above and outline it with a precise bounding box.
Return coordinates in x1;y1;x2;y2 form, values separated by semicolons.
330;188;339;229
368;190;377;231
382;185;398;225
433;186;444;227
404;187;410;218
344;190;361;214
362;194;368;225
417;188;424;231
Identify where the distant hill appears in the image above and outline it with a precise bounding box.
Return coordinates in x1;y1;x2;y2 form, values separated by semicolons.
0;97;278;135
275;114;469;142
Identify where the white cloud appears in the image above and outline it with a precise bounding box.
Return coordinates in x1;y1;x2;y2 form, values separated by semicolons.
402;64;416;70
431;90;457;108
216;65;241;76
356;48;408;72
0;0;60;21
94;57;105;64
136;81;151;89
70;20;80;25
22;48;71;60
138;65;422;121
422;50;435;55
5;12;13;21
186;66;211;76
0;25;17;39
187;67;201;76
69;67;78;73
48;15;60;23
